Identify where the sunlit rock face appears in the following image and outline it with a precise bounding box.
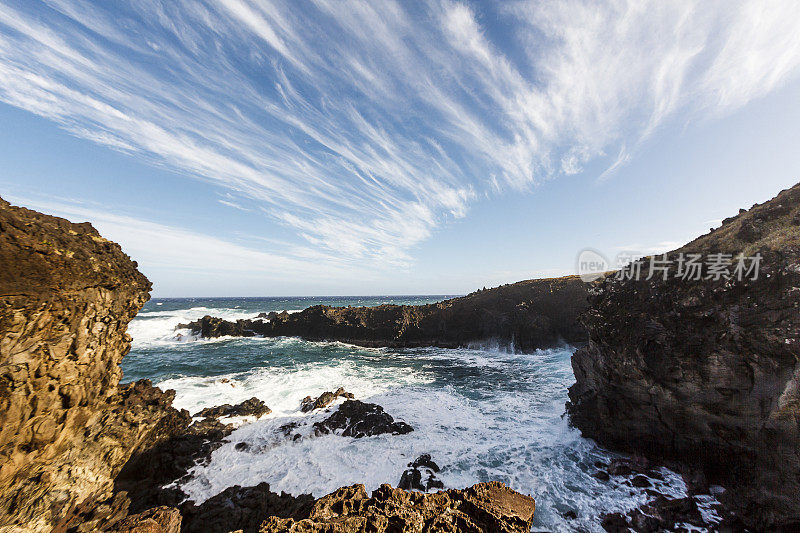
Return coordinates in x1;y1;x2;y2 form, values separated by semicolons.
0;197;163;532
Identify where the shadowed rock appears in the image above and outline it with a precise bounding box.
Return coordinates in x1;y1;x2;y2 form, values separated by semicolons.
179;276;590;352
568;182;800;529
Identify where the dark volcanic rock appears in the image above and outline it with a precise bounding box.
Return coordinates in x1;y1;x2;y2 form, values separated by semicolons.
568;182;800;529
398;454;444;492
195;396;271;418
260;481;536;533
313;400;413;438
180;276;590;351
180;483;314;533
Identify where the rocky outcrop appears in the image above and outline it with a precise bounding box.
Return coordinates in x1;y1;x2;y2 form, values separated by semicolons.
313;400;413;438
259;481;535;533
398;454;444;492
179;276;590;351
568;183;800;529
0;197;177;532
195;397;271;418
300;387;354;412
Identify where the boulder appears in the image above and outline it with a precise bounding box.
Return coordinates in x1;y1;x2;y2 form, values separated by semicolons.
300;387;354;412
313;400;413;438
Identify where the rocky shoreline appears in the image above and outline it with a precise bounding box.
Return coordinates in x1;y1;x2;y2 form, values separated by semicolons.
3;181;800;531
568;182;800;530
177;275;590;352
0;196;538;532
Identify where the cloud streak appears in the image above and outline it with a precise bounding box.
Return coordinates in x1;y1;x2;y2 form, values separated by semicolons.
1;0;799;267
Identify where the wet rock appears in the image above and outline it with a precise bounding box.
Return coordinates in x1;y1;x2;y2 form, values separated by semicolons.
313;400;413;438
568;183;800;528
562;510;578;520
630;475;651;488
260;481;535;533
398;454;444;492
234;442;249;451
194;397;271;419
300;387;354;412
593;470;610;481
600;512;629;532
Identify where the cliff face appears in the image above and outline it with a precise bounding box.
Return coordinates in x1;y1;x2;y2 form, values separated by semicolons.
567;183;800;528
0;198;165;531
183;276;590;351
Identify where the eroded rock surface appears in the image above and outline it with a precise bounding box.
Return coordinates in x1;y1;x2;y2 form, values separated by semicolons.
180;276;590;351
259;482;535;533
568;183;800;529
0;197;170;532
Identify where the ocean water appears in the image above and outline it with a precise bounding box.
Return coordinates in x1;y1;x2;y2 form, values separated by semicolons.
123;297;692;532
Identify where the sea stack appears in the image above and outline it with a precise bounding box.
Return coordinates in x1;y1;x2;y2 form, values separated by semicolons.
567;183;800;529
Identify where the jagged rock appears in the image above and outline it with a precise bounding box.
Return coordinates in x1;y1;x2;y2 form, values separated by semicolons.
398;454;444;492
300;387;354;412
179;277;590;351
313;400;413;438
114;410;236;513
568;182;800;529
0;197;178;532
195;397;271;419
179;483;314;533
107;506;182;533
259;482;535;533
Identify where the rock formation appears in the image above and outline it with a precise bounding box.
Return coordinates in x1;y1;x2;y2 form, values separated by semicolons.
300;387;354;412
568;183;800;529
259;482;535;533
0;197;175;532
313;399;413;438
179;275;590;351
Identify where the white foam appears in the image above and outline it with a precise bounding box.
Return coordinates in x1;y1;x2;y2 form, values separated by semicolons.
167;347;694;532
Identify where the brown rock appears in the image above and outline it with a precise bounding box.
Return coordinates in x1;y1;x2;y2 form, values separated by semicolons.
0;197;169;532
259;481;535;533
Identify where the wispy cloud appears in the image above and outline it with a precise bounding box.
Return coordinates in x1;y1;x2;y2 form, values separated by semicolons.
1;0;798;268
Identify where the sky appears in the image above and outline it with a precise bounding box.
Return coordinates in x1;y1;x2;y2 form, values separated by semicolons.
1;0;800;297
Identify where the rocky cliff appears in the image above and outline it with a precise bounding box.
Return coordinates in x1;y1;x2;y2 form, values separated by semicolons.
568;183;800;529
181;276;590;351
0;198;540;533
0;197;173;531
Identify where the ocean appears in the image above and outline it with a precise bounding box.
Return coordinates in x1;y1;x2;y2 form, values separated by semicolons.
123;296;691;532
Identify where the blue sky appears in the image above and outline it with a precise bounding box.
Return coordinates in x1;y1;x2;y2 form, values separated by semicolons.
1;0;799;297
